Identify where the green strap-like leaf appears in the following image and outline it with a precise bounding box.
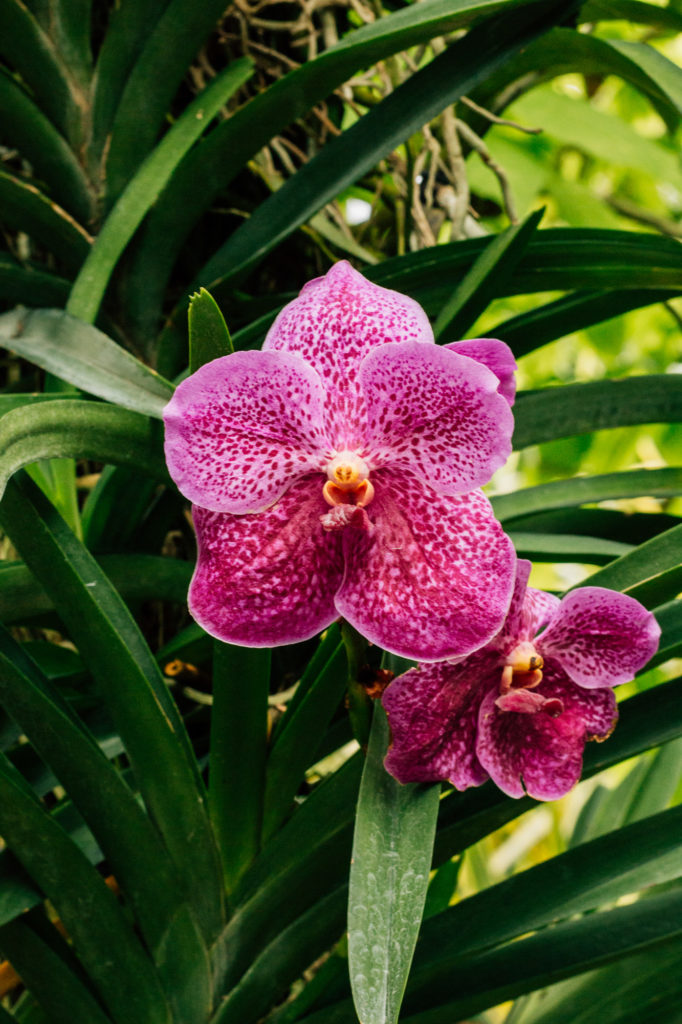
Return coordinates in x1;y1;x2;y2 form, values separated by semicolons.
492;288;679;356
102;0;241;204
68;57;253;324
0;69;93;224
0;400;168;501
581;0;682;32
508;531;632;565
0;621;211;995
433;209;543;341
0;0;87;144
574;522;682;607
0;915;111;1024
0;307;174;416
371;229;682;311
189;288;234;374
0;751;172;1024
123;0;576;347
0;554;191;624
188;2;577;299
492;467;682;522
0;473;225;943
210;644;271;897
512;376;682;450
0;259;70;308
0;171;91;274
211;887;347;1024
348;704;440;1024
262;636;348;842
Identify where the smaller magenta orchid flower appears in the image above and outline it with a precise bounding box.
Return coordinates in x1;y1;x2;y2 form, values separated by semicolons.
164;262;517;662
383;560;660;800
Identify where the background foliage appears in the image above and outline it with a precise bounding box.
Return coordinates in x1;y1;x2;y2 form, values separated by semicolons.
1;1;682;1022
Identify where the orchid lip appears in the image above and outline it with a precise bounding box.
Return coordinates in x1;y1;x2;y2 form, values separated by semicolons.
500;641;544;697
322;450;375;508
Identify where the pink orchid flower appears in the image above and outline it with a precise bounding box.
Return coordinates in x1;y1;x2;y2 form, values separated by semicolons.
164;261;517;661
383;559;660;799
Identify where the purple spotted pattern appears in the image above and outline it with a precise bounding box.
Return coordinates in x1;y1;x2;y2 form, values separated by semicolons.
383;560;660;800
164;261;517;660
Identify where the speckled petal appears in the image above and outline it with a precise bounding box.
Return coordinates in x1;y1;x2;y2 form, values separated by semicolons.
164;350;329;514
477;669;617;801
360;342;514;496
335;469;516;662
263;261;434;446
383;658;491;789
538;587;661;689
500;560;560;647
189;474;344;646
446;338;517;407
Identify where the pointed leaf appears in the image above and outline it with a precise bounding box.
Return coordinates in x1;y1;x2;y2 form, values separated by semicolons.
348;704;440;1024
433;209;543;341
189;288;233;374
0;308;174;416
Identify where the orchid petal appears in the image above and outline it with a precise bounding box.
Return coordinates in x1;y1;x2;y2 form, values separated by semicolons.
335;469;516;662
164;350;329;513
263;261;434;446
500;561;560;646
477;671;617;801
446;338;517;407
360;342;514;496
383;659;490;789
538;587;661;689
189;475;344;646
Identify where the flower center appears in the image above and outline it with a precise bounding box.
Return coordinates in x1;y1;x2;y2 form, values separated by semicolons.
495;641;562;717
500;641;544;695
323;451;374;508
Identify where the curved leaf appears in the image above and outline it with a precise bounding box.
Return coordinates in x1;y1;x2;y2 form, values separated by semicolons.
0;259;70;308
0;307;174;417
0;554;191;624
186;2;578;299
508;531;632;564
67;57;253;324
576;523;682;607
102;0;239;204
0;173;90;274
492;467;682;522
0;473;225;943
0;751;172;1024
0;69;93;224
123;0;582;346
512;376;682;450
0;400;168;500
493;288;679;356
348;704;440;1024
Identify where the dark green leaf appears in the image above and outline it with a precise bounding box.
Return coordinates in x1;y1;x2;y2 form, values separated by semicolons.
348;704;440;1024
189;288;233;374
67;58;253;324
433;209;543;341
492;467;682;522
210;644;270;896
0;916;111;1024
512;376;682;450
508;531;632;564
188;2;578;298
0;620;211;1008
0;400;168;500
124;0;582;347
0;751;172;1024
649;600;682;668
262;636;347;842
493;289;678;356
102;0;242;204
0;473;225;943
581;0;682;32
0;259;70;308
0;68;92;224
575;523;682;607
0;307;174;417
0;554;191;624
0;171;91;274
213;888;347;1024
